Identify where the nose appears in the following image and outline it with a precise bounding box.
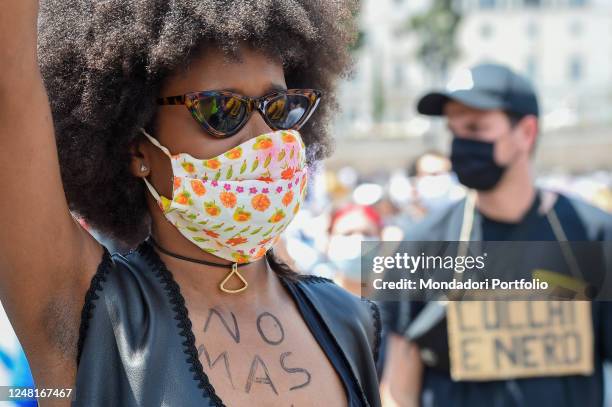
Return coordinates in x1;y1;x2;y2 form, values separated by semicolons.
235;111;274;145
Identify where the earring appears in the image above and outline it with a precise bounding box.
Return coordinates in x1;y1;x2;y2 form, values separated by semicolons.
140;163;148;173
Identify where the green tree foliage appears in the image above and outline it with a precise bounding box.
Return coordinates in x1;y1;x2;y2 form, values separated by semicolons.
409;0;461;83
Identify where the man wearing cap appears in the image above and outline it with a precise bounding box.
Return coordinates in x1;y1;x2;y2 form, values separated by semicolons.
379;63;612;406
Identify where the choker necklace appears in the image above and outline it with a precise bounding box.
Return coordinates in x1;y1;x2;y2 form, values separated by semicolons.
147;236;250;294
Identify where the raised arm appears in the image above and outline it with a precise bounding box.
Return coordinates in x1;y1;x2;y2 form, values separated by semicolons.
0;0;103;374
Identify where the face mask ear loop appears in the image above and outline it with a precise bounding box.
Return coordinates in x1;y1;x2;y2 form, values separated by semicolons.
140;127;173;158
139;128;170;204
142;176;163;203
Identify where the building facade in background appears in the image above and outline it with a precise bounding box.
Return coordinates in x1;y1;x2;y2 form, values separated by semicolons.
456;0;612;131
331;0;612;173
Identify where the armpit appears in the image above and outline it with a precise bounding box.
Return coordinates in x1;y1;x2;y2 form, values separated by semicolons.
41;288;82;361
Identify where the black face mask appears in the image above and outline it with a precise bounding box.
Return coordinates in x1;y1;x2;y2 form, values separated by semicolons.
450;137;507;191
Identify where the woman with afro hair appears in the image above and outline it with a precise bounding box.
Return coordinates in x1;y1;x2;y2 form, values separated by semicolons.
0;1;382;406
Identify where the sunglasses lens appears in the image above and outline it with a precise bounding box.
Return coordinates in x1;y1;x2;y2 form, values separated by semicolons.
265;94;312;130
193;95;248;136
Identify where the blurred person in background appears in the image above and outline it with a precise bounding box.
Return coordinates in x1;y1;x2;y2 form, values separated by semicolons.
373;195;402;223
379;63;612;407
386;151;461;242
327;203;384;295
407;151;462;222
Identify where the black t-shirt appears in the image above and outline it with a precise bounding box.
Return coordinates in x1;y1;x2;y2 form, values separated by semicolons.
481;194;544;240
379;192;612;407
480;193;607;241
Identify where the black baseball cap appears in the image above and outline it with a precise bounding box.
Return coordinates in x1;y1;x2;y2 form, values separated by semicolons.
417;63;539;118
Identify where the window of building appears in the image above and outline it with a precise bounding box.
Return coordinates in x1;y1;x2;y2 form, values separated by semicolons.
394;64;404;87
569;20;583;36
479;0;496;9
526;21;539;39
568;55;583;82
526;55;537;79
480;23;494;39
524;0;541;7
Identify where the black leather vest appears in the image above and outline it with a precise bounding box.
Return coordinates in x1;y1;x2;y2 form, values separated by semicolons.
74;240;382;406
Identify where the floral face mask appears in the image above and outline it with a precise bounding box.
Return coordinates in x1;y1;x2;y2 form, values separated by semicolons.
141;128;308;266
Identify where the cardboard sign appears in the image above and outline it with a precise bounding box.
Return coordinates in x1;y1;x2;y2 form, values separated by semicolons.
447;301;593;381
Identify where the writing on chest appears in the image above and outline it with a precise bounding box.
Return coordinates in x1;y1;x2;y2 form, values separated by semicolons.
193;308;315;396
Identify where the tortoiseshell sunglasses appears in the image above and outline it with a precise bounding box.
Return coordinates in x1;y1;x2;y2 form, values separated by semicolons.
157;89;322;138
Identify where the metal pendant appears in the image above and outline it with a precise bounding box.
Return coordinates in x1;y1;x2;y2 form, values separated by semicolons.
219;263;248;294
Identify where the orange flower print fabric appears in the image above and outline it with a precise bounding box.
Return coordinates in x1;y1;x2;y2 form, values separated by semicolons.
141;129;308;263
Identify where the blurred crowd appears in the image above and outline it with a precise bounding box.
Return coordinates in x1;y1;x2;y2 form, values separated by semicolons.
275;153;612;296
